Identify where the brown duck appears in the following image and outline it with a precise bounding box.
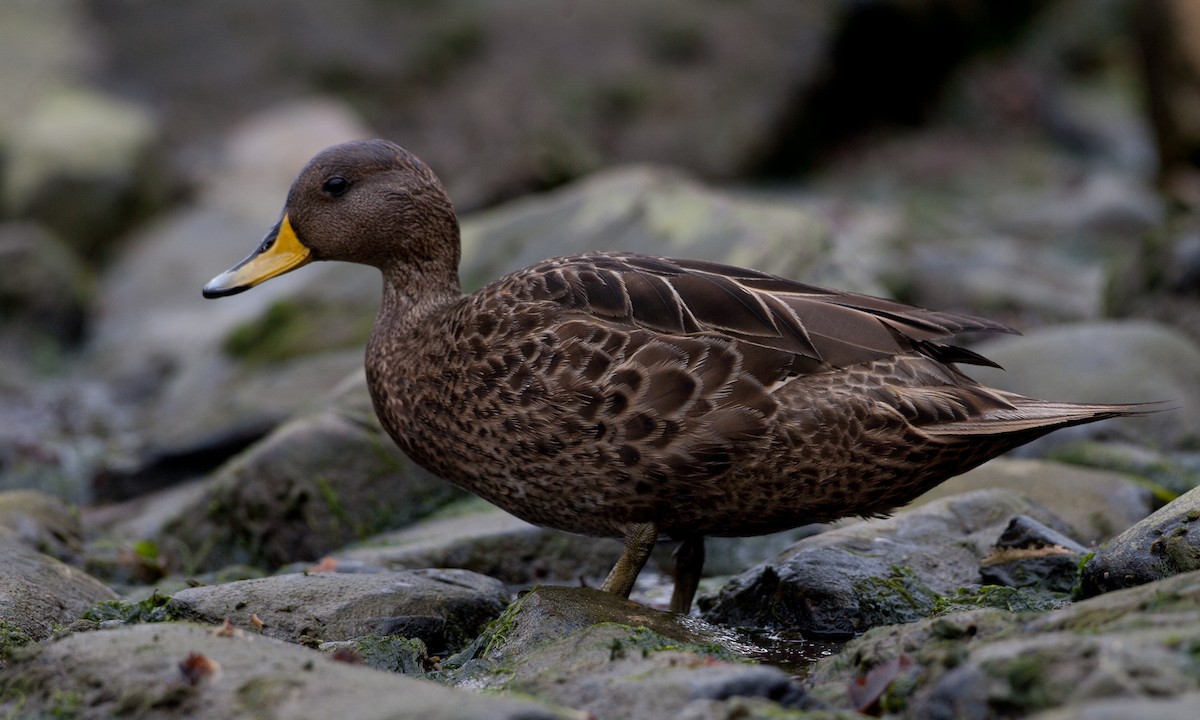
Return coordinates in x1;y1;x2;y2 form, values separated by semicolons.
204;139;1153;613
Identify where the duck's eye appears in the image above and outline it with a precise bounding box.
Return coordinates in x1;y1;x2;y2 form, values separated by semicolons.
322;176;349;196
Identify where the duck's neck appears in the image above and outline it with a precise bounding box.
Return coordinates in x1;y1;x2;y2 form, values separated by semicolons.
376;264;463;335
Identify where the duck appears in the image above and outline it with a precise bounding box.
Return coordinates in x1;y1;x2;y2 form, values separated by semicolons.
204;139;1154;613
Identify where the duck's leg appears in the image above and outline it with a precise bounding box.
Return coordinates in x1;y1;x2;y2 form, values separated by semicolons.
669;536;705;613
601;522;658;598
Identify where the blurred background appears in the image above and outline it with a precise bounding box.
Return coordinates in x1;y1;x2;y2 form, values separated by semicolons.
2;0;1199;576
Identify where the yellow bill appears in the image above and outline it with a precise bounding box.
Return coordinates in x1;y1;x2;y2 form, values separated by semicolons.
203;214;312;298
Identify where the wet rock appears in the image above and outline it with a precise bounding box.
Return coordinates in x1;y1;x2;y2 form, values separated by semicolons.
1078;484;1200;597
0;623;566;720
969;321;1200;451
464;585;742;661
0;542;117;652
454;585;812;720
2;86;162;258
162;376;462;572
335;503;624;588
979;515;1088;593
168;569;507;655
701;490;1071;637
805;569;1200;719
0;489;84;563
912;458;1155;545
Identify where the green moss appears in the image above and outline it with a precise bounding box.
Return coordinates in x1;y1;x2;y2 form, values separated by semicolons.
996;655;1057;713
235;676;305;711
46;689;84;719
880;669;920;714
313;475;348;532
347;635;429;675
854;566;940;625
933;585;1069;616
1049;441;1197;500
222;298;373;365
81;590;176;625
617;625;740;663
478;598;523;660
0;621;33;659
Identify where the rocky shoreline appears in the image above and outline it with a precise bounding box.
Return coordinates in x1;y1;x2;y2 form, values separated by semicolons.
5;1;1200;717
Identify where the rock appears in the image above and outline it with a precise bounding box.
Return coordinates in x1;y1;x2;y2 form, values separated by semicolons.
162;376;462;572
1047;441;1200;499
2;86;162;258
168;569;508;655
86;2;846;208
1078;484;1200;597
903;233;1108;324
0;0;92;139
453;585;812;719
701;490;1072;637
978;515;1088;593
0;489;84;563
463;585;743;664
911;458;1155;545
804;569;1200;719
459;165;834;291
1031;694;1200;720
0;222;91;353
969;321;1200;450
334;503;624;588
87;99;374;463
0;623;566;719
319;635;429;675
0;542;117;653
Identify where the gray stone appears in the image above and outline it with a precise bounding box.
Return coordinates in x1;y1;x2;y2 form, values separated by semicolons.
458;165;837;292
1046;440;1200;498
168;569;507;654
0;541;117;649
1030;693;1200;720
701;490;1072;637
3;86;162;257
0;0;92;138
84;98;374;475
319;635;429;675
805;569;1200;719
911;458;1155;545
905;233;1108;323
0;623;566;719
162;378;463;572
0;489;84;563
1079;483;1200;597
337;504;624;588
979;515;1088;593
453;585;811;720
0;222;91;352
968;321;1200;450
85;2;844;208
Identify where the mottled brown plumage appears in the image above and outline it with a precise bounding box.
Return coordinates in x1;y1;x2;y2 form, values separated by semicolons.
204;139;1156;613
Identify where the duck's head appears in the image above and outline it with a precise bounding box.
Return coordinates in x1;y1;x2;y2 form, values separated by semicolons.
203;139;459;298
